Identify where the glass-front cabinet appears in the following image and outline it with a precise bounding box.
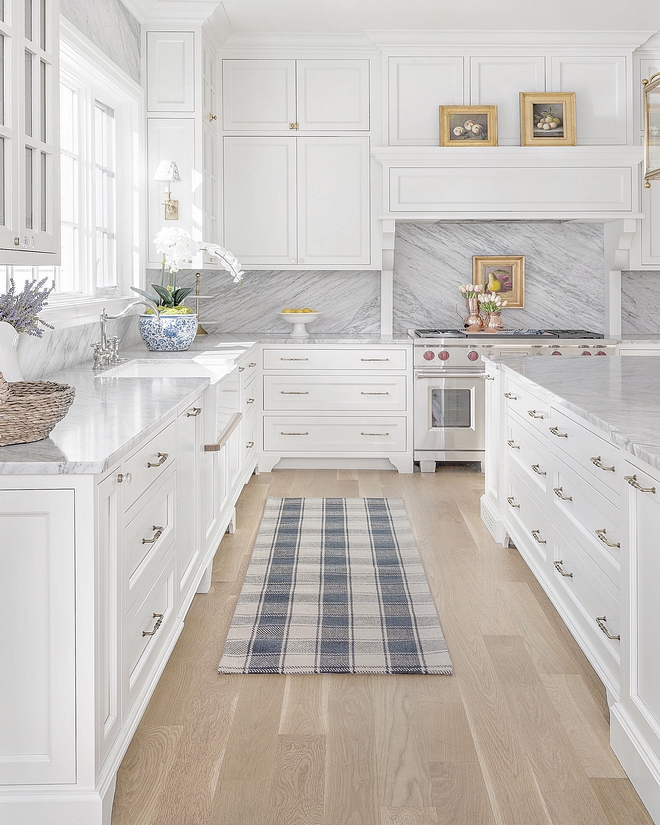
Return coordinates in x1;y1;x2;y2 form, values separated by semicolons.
0;0;59;261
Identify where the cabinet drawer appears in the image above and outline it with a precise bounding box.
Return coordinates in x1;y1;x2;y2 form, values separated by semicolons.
505;465;550;564
551;459;621;577
263;416;407;452
122;420;177;512
263;347;408;371
505;415;550;494
263;374;407;411
124;468;176;614
243;406;258;463
503;376;551;438
548;407;620;503
123;549;177;713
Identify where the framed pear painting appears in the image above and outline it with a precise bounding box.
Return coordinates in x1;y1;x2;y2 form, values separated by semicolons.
472;256;525;308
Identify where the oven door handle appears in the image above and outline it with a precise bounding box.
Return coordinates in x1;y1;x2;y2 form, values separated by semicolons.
415;372;485;379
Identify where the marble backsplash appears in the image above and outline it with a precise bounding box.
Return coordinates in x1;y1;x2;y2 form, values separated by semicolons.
393;221;605;334
622;271;660;334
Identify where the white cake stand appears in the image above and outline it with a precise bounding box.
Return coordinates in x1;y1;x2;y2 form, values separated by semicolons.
277;312;321;337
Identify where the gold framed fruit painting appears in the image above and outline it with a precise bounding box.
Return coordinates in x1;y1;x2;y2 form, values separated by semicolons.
440;106;498;146
520;92;576;146
472;256;525;309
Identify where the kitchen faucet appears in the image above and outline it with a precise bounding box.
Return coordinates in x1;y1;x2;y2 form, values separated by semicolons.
91;299;160;371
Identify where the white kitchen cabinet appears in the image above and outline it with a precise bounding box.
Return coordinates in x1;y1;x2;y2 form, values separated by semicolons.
223;136;371;267
177;401;203;612
0;0;60;261
146;31;195;112
222;59;370;132
201;39;219;254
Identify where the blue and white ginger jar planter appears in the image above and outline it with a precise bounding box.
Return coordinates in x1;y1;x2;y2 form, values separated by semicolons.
138;313;197;351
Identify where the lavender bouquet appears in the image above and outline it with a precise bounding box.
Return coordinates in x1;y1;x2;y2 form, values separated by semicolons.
0;277;54;337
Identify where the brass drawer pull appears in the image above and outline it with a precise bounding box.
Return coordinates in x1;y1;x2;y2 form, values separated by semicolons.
624;474;657;494
238;366;245;371
595;528;620;548
246;398;255;404
142;613;164;637
280;357;309;361
507;496;520;508
554;560;573;577
361;391;390;395
361;432;390;436
484;374;495;380
531;464;546;476
553;487;572;501
531;529;546;544
147;452;169;468
361;358;389;362
117;472;133;484
281;431;309;436
549;426;568;438
590;456;615;472
281;391;309;395
507;439;520;449
527;409;544;419
186;406;202;417
596;616;620;641
142;525;164;545
504;392;518;399
246;441;254;448
248;362;257;368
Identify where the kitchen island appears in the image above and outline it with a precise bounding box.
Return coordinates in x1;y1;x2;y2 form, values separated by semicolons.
481;354;660;825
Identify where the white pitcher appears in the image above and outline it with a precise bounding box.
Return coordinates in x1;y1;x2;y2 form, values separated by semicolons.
0;321;23;382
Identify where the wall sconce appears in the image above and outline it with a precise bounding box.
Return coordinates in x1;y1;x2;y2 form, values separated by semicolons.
153;160;181;220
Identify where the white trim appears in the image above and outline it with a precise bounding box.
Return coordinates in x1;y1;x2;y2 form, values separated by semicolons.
365;29;656;48
39;296;133;329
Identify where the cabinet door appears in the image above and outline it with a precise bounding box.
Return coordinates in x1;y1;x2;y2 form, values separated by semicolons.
223;136;297;265
146;31;195;112
388;56;464;145
222;59;296;131
297;136;370;266
0;489;76;784
178;401;202;604
297;60;370;130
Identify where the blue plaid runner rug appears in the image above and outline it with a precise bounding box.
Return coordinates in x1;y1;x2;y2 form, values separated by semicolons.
218;497;452;674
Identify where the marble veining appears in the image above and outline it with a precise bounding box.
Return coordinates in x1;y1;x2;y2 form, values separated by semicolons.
163;269;381;334
393;222;604;334
61;0;141;83
621;270;660;334
492;355;660;471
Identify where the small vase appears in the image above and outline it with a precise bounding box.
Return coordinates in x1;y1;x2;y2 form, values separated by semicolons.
484;311;504;332
463;297;483;332
0;320;23;381
138;313;198;352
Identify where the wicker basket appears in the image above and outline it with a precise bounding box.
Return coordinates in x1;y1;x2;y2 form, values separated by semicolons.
0;372;76;446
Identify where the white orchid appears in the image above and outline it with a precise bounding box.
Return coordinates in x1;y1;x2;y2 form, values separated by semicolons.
199;242;245;284
152;228;244;282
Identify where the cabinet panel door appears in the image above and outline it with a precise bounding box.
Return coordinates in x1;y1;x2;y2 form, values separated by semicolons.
147;31;195;112
297;60;370;130
388;56;464;145
550;56;627;145
223;137;296;265
222;59;296;131
297;137;370;265
470;56;545;145
0;489;76;784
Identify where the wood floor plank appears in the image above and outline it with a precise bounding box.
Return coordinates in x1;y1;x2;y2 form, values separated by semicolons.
357;470;384;498
415;677;478;764
380;806;439;825
590;778;655;825
267;734;326;825
279;674;328;735
209;779;271;825
428;762;496;825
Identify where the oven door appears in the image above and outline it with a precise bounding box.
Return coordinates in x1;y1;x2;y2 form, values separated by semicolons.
414;371;485;452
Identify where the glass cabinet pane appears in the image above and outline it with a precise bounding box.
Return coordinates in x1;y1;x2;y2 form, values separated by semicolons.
25;147;33;229
0;35;4;126
25;51;33;136
40;60;46;142
40;0;47;51
40;151;46;231
25;0;33;41
0;138;5;226
0;1;5;23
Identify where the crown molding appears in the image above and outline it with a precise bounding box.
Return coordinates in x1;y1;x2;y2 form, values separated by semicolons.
119;0;221;24
220;31;374;50
365;29;656;48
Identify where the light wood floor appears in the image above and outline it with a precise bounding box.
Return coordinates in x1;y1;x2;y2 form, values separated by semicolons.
111;468;653;825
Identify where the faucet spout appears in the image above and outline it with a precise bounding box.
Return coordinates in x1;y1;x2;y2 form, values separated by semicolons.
93;299;161;371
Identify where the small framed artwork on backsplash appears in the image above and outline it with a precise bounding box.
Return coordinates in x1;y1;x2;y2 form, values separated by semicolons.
439;105;498;147
520;92;576;146
472;255;525;308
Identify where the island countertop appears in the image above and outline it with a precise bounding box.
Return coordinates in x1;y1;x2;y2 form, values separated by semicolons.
487;354;660;471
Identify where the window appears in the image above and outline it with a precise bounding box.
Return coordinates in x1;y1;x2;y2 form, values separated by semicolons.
0;20;142;319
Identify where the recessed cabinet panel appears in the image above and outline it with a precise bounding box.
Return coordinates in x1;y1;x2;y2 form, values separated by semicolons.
223;136;296;264
641;182;660;266
470;56;546;145
222;59;296;130
297;137;370;265
388;56;464;145
297;60;369;130
550;56;627;145
147;31;195;112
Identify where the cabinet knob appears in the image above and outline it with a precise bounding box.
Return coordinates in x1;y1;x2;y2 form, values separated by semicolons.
13;237;19;246
246;397;255;403
289;122;299;130
117;472;133;484
186;406;202;417
208;113;217;121
246;441;254;448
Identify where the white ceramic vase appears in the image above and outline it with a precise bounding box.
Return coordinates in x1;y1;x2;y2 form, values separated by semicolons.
0;320;23;382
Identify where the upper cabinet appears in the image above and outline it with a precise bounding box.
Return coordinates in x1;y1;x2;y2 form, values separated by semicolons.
146;31;195;112
0;0;60;262
222;59;370;131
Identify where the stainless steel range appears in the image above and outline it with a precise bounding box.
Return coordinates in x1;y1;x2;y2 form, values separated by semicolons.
410;328;616;472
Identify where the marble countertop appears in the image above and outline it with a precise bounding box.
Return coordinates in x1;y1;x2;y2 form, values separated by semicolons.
489;355;660;471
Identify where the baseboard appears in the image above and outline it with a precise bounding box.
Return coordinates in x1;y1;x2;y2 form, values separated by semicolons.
611;704;660;823
480;495;508;544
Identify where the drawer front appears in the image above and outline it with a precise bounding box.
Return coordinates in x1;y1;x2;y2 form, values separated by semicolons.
551;459;622;576
239;357;259;389
263;416;407;452
122;420;177;512
242;371;258;416
503;376;551;438
263;375;407;411
243;406;258;464
123;549;177;712
263;347;408;371
548;407;620;502
505;415;550;494
505;465;551;564
124;468;176;614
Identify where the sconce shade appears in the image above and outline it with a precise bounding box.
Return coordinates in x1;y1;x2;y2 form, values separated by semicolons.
153;160;181;183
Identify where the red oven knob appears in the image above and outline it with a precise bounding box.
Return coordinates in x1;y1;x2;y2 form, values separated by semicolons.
595;350;607;356
423;350;435;361
551;350;562;356
581;350;592;356
438;350;450;361
467;350;479;361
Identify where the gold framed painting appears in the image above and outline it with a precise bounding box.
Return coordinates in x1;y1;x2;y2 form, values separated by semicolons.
519;92;576;147
472;256;525;309
642;72;660;187
439;105;498;147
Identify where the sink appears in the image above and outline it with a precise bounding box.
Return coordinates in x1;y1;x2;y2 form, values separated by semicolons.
97;359;234;384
